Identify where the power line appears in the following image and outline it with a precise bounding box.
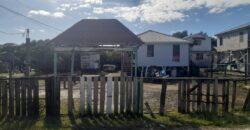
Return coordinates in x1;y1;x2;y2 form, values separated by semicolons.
0;30;23;35
0;4;63;32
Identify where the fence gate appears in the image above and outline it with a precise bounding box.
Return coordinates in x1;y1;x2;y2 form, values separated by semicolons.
178;78;230;113
66;76;143;115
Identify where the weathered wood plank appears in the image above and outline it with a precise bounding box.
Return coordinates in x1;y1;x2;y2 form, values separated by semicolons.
87;76;92;114
231;80;237;109
68;76;73;114
139;78;144;114
212;78;218;114
128;77;133;113
100;76;105;114
133;77;137;113
0;81;2;116
186;80;190;113
106;76;112;114
21;80;27;117
159;79;167;115
206;82;211;112
197;81;202;112
2;81;7;117
80;76;85;115
93;77;98;114
113;77;119;114
177;81;182;112
27;79;33;117
33;80;39;117
120;76;125;113
9;79;14;117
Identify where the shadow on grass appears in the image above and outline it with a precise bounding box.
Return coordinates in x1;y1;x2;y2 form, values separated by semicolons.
0;112;249;130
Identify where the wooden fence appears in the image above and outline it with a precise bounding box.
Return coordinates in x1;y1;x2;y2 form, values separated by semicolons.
66;76;144;115
0;78;39;118
157;77;250;115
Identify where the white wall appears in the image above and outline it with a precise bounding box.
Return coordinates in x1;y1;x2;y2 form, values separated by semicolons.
137;43;189;67
190;37;212;51
216;29;249;52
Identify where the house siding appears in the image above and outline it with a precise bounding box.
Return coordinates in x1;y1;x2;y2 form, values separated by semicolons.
137;43;189;67
216;29;249;52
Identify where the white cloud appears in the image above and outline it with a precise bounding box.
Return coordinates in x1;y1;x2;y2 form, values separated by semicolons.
86;16;99;19
92;0;250;23
39;29;45;33
28;10;65;18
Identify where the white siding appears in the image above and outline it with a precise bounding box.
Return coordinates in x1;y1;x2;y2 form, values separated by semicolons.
190;37;212;51
216;29;249;52
137;43;189;67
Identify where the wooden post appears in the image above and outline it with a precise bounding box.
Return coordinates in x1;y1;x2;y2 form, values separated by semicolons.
159;79;167;115
15;80;21;116
100;76;105;114
191;80;196;112
87;77;92;114
70;50;75;76
133;77;137;113
21;80;27;117
113;77;119;114
231;80;237;110
93;77;98;114
222;80;226;113
27;79;32;117
106;76;113;114
206;81;211;112
68;76;73;114
33;80;39;117
2;81;7;117
9;79;14;117
177;80;182;112
186;80;190;113
120;76;125;113
212;78;218;114
226;80;230;112
197;81;202;112
80;76;85;115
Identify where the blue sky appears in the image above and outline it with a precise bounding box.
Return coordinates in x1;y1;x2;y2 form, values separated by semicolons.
0;0;250;44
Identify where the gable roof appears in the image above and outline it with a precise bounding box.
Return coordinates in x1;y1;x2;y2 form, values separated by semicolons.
216;22;250;36
51;19;143;47
138;30;191;44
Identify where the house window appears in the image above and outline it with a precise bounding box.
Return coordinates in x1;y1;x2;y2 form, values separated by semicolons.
173;45;180;62
196;53;203;60
147;45;154;57
193;39;202;45
240;32;244;42
220;37;223;46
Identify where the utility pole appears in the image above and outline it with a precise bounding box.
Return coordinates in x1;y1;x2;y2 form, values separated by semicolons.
24;29;30;77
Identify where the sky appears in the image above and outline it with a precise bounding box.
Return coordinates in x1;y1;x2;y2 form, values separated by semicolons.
0;0;250;44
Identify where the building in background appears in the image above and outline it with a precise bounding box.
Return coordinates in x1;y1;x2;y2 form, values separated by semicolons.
137;30;191;77
184;33;212;68
215;22;250;73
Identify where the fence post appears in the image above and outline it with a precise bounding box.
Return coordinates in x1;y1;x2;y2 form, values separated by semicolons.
80;76;85;115
68;76;73;115
231;80;237;110
100;76;106;114
106;76;113;114
93;77;98;114
212;78;218;114
206;81;210;112
113;77;119;114
186;80;190;113
178;80;182;112
9;79;14;117
159;79;167;115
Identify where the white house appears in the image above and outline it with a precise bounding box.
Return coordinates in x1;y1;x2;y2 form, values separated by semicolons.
184;33;212;68
137;30;191;77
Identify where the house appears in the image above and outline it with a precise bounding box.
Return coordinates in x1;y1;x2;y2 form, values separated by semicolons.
184;33;212;68
51;19;143;76
215;22;250;73
137;30;191;77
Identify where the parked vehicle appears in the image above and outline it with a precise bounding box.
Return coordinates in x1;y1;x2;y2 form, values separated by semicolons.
103;64;116;72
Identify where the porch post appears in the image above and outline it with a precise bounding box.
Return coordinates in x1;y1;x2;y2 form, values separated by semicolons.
70;50;75;76
54;51;58;77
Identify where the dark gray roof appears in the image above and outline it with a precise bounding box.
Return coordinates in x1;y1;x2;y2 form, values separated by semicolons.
138;30;191;44
216;22;250;36
52;19;143;47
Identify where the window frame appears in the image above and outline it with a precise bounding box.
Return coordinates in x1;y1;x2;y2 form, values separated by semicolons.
172;44;180;62
147;44;154;57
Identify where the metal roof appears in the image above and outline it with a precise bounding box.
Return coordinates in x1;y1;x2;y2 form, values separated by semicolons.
138;30;191;44
51;19;143;47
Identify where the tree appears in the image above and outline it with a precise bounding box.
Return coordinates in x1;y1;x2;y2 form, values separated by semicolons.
172;30;188;38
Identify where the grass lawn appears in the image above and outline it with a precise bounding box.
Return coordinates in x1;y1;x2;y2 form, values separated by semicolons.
0;110;250;130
